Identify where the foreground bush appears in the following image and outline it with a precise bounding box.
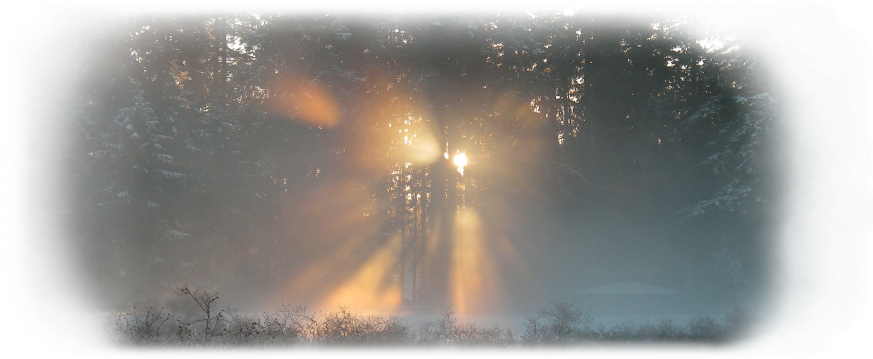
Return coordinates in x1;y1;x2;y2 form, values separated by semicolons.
302;306;411;346
114;306;173;345
522;301;596;344
418;308;516;346
112;288;757;346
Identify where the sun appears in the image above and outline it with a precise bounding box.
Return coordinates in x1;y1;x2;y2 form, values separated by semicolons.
453;152;468;175
452;152;468;167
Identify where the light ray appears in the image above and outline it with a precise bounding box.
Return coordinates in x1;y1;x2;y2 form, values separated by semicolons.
318;233;404;314
450;208;502;317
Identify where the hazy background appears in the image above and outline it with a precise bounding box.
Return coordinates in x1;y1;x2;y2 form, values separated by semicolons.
15;7;834;334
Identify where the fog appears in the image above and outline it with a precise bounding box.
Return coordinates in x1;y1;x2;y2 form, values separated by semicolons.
7;1;872;356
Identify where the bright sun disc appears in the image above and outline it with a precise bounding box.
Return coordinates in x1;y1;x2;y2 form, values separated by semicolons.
453;153;468;167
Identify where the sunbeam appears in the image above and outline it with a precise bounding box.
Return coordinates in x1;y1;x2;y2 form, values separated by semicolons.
318;233;404;313
450;208;501;316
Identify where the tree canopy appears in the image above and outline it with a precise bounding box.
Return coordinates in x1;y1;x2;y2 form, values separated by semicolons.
18;6;860;340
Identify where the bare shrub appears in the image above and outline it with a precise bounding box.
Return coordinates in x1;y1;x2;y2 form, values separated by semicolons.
303;306;411;346
112;286;278;346
110;289;750;346
419;308;516;346
522;302;595;344
114;306;172;345
476;327;521;356
641;319;688;356
255;303;307;343
216;310;278;345
588;308;757;343
157;291;202;320
416;308;460;356
597;322;647;356
167;286;230;344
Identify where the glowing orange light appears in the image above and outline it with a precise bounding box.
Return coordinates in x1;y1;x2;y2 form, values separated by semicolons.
450;208;501;317
268;76;340;127
400;120;441;165
318;233;404;314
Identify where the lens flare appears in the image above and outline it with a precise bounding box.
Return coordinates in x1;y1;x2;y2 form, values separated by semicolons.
268;75;340;127
400;120;442;166
339;97;441;174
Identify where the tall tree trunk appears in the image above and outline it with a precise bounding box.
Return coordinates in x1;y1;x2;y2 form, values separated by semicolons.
397;173;407;301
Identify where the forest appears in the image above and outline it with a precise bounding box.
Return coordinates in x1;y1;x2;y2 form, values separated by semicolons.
65;11;781;341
